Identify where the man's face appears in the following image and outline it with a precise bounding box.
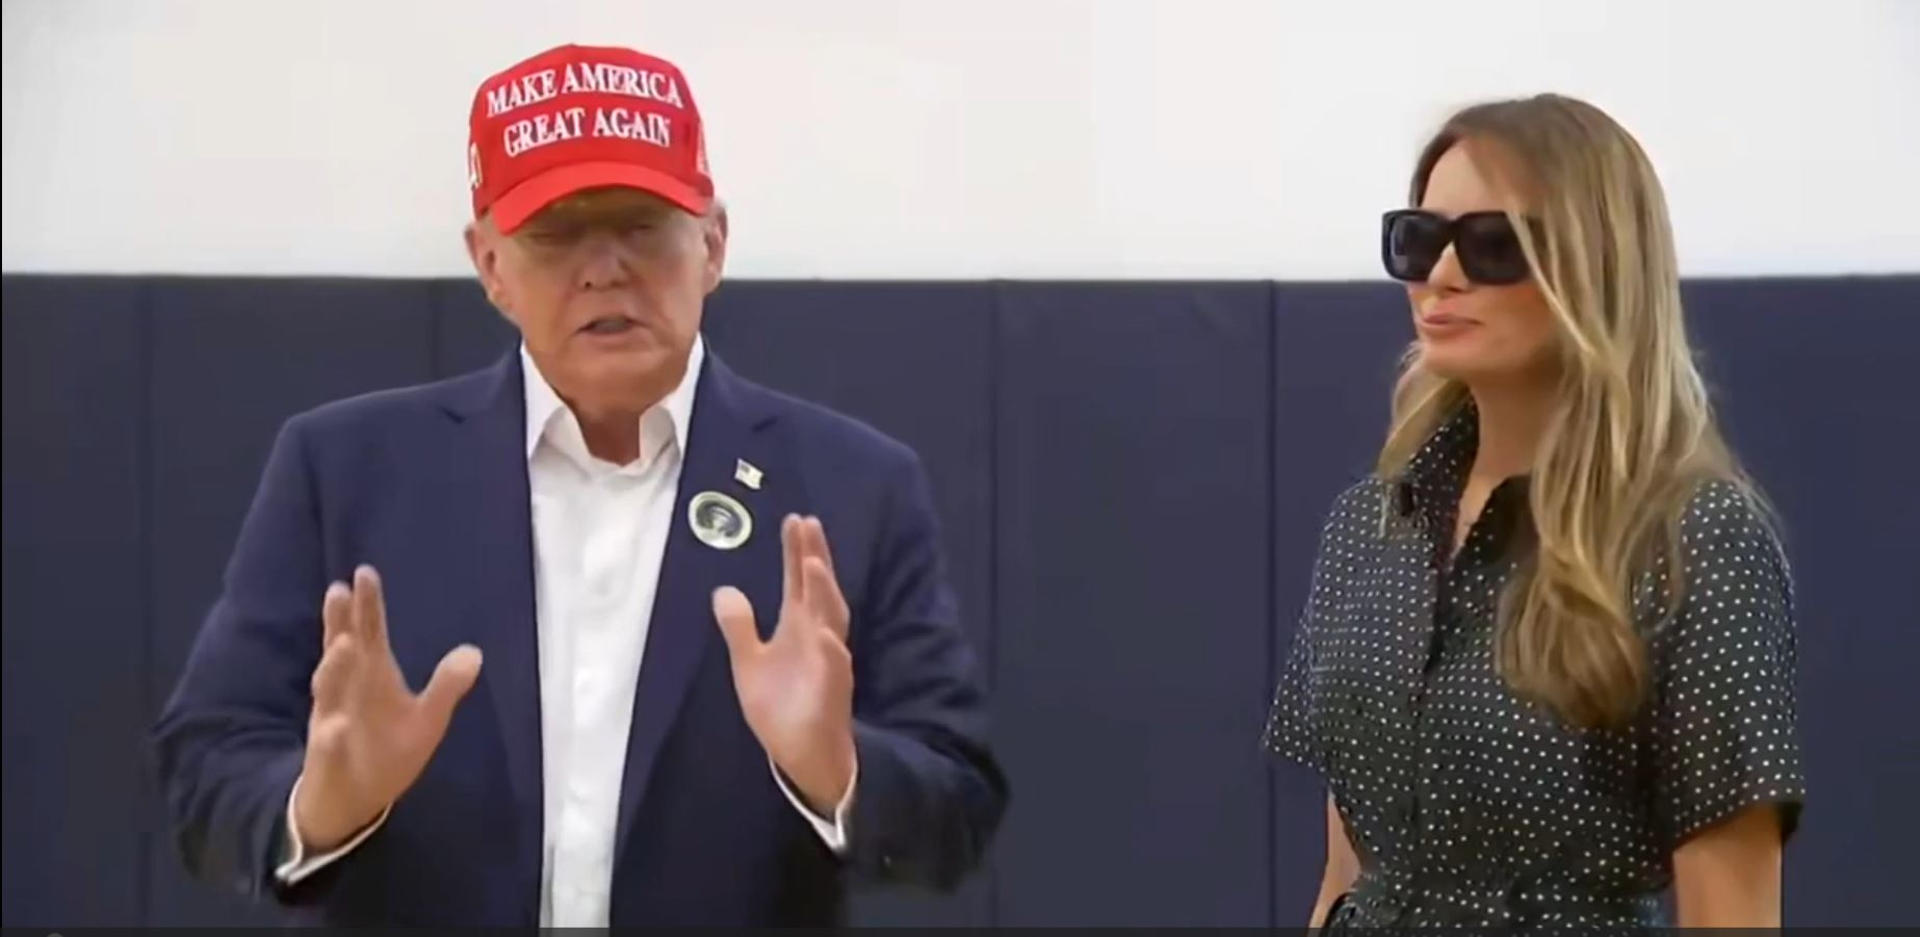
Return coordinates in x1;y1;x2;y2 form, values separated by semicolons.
466;186;727;408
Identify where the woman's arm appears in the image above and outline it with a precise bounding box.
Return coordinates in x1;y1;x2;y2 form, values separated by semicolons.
1310;793;1360;926
1671;803;1783;926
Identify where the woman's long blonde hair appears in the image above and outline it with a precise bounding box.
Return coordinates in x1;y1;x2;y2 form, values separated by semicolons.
1380;94;1761;729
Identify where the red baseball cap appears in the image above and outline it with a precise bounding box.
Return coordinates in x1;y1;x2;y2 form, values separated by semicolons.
467;44;714;233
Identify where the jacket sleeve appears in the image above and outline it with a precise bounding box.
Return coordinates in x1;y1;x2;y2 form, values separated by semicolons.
149;416;340;904
842;450;1009;889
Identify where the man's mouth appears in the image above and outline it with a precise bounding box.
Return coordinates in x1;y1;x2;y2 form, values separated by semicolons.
580;316;639;336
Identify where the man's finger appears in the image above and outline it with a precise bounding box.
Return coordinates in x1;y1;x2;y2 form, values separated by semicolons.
803;516;838;573
418;644;483;730
801;556;850;643
353;565;390;650
321;581;352;648
781;514;804;611
712;586;764;659
310;634;356;713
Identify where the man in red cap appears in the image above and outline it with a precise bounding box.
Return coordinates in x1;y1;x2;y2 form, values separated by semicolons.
153;43;1006;927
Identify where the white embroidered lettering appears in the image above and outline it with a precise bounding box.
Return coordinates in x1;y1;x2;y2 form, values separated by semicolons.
502;106;589;158
591;107;672;147
487;63;686;121
486;69;560;117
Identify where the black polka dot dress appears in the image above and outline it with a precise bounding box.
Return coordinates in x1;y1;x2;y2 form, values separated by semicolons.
1265;404;1806;928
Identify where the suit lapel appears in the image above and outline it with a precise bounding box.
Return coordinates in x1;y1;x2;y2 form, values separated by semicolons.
440;353;544;875
614;351;791;856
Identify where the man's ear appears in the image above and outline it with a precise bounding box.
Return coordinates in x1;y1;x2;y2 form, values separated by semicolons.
701;200;729;295
464;219;509;310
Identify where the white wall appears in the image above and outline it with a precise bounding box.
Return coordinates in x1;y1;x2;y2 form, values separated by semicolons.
4;0;1916;279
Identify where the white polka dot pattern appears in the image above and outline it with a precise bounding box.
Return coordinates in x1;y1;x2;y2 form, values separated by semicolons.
1264;406;1806;928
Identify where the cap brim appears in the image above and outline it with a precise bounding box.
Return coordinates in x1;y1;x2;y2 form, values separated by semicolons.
488;161;711;233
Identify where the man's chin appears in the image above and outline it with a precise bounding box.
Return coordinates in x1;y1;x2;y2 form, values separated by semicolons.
576;344;687;390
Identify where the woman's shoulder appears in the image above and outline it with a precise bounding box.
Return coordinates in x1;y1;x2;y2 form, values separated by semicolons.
1324;475;1392;525
1673;476;1788;570
1291;478;1396;594
1644;473;1796;640
1301;475;1398;553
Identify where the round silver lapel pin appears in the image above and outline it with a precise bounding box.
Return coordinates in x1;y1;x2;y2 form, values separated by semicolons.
688;491;753;550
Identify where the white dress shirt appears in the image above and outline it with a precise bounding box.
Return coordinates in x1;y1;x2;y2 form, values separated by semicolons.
273;336;853;927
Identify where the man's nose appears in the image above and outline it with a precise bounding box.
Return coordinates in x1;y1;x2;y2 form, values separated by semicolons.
577;234;633;290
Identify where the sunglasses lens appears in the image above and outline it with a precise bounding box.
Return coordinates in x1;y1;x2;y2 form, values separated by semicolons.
1382;212;1448;282
1456;213;1530;284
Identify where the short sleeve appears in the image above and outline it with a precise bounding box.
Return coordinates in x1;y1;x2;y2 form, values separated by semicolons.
1649;481;1806;847
1264;619;1323;772
1264;487;1371;775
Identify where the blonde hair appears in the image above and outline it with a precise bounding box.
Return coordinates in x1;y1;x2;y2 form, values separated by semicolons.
1379;93;1762;729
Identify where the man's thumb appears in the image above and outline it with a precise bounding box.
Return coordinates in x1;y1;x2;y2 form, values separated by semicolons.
712;586;761;659
420;644;483;723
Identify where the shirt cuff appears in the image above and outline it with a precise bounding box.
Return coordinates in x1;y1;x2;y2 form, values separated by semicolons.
273;774;391;885
770;755;856;855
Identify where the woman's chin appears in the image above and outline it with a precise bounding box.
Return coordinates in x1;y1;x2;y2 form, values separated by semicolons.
1416;344;1481;382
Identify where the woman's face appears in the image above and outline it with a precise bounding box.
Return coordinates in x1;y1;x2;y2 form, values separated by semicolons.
1405;143;1558;386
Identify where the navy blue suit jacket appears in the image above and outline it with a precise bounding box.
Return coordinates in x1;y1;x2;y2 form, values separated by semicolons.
151;346;1007;926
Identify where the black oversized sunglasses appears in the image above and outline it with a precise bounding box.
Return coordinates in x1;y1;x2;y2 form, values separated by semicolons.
1381;209;1535;285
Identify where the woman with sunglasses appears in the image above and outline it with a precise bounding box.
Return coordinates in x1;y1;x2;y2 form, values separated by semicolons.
1265;94;1805;928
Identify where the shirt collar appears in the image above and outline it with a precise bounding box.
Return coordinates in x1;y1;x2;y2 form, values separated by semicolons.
1391;397;1533;552
520;334;705;468
1395;398;1479;518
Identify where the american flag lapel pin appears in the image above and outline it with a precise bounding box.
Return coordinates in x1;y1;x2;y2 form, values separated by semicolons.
734;458;764;491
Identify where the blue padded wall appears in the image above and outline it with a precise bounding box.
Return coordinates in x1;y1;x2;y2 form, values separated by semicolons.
992;283;1274;926
2;277;149;926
